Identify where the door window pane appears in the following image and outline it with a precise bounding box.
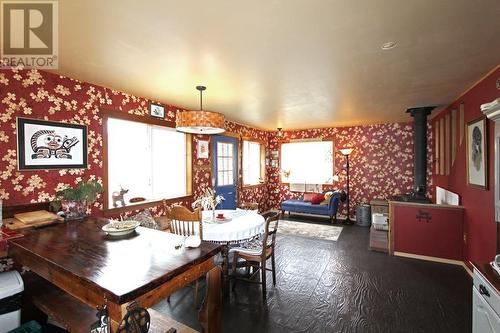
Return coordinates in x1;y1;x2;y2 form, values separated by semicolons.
217;142;234;186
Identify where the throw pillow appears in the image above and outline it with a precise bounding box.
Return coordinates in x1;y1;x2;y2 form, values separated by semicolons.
303;193;316;202
311;193;325;204
127;209;159;230
321;191;334;205
155;215;171;231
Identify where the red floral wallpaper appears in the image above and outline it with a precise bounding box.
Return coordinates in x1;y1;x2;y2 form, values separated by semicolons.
0;68;432;222
265;124;434;217
192;121;270;212
0;68;269;217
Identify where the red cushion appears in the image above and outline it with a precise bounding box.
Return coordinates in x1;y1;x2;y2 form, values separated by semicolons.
311;193;325;204
303;193;316;202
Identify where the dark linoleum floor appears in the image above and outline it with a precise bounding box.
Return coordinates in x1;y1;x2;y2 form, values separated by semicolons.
154;215;472;333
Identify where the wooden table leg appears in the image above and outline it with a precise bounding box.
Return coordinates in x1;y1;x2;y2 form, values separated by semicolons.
221;245;229;281
198;266;221;333
108;301;129;332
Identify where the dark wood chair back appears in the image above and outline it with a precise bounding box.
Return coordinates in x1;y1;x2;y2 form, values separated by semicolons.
239;202;259;212
261;212;280;256
165;205;203;240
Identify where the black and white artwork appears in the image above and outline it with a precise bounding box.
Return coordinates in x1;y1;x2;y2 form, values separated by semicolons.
466;117;487;189
149;102;165;119
17;118;88;170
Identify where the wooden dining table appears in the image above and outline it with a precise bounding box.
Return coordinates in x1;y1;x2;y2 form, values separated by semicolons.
8;217;222;332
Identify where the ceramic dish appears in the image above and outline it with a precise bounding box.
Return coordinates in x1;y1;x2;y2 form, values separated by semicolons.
102;220;140;236
215;216;231;222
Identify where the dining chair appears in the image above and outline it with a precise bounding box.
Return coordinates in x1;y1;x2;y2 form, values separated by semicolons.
239;202;260;213
230;211;280;301
165;205;203;306
166;205;203;239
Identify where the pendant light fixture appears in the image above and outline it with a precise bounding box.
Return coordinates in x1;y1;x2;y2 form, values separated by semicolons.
176;85;225;134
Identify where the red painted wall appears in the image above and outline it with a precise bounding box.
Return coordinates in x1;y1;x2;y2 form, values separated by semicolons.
432;66;500;265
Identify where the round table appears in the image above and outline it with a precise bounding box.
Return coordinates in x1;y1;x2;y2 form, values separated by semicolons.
201;209;265;285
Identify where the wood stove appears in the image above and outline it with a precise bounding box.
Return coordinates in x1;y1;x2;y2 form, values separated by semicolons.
391;106;435;203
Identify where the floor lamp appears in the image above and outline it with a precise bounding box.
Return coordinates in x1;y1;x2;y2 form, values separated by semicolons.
339;148;354;224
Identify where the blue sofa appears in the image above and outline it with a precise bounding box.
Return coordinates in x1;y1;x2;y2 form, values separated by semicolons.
281;191;342;223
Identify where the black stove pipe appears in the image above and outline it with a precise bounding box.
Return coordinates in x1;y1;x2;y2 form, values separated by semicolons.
406;106;435;199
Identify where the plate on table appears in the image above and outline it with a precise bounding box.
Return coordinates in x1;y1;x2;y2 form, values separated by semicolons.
102;220;140;236
215;215;232;222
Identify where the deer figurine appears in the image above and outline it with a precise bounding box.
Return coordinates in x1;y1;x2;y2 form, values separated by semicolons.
112;186;129;208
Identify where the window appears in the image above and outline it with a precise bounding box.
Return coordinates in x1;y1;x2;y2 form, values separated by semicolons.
243;140;263;185
217;142;235;186
106;117;188;208
281;140;334;184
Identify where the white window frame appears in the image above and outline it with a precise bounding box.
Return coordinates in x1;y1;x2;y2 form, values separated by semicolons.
280;139;334;185
242;139;264;186
103;112;192;211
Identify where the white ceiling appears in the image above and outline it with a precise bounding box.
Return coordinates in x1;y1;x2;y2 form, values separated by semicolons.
55;0;500;130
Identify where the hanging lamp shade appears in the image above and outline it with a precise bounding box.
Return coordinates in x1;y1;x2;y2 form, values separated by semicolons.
176;86;225;134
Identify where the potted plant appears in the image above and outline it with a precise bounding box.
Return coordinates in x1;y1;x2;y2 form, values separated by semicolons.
55;180;103;220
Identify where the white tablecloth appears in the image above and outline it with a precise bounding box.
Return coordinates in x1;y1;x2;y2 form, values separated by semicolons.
201;209;265;244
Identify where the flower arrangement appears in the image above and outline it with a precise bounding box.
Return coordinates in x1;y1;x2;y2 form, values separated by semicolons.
192;187;225;219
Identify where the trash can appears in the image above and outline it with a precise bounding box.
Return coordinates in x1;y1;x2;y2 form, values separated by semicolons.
356;204;371;227
0;271;23;333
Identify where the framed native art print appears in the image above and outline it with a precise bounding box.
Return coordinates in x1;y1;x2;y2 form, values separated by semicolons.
17;118;88;170
466;116;488;189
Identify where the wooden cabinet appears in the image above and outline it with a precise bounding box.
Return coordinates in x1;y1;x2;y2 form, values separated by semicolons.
389;201;464;261
369;199;389;252
370;199;388;214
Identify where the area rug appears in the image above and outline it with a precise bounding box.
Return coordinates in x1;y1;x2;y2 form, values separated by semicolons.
278;220;343;241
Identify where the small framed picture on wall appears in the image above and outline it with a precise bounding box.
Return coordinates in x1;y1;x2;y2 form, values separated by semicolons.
149;102;165;119
17;118;88;170
197;140;209;159
466;116;488;189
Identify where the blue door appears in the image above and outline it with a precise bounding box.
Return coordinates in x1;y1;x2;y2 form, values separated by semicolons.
212;135;238;209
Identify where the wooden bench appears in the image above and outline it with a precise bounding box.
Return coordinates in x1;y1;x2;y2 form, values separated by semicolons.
24;273;197;333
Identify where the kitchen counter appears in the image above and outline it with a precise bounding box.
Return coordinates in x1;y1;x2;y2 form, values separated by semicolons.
472;262;500;295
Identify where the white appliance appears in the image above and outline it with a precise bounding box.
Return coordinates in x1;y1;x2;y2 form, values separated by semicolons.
0;270;24;333
372;213;388;230
473;264;500;333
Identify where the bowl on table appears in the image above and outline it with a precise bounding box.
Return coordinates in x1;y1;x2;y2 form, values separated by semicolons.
102;220;140;236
